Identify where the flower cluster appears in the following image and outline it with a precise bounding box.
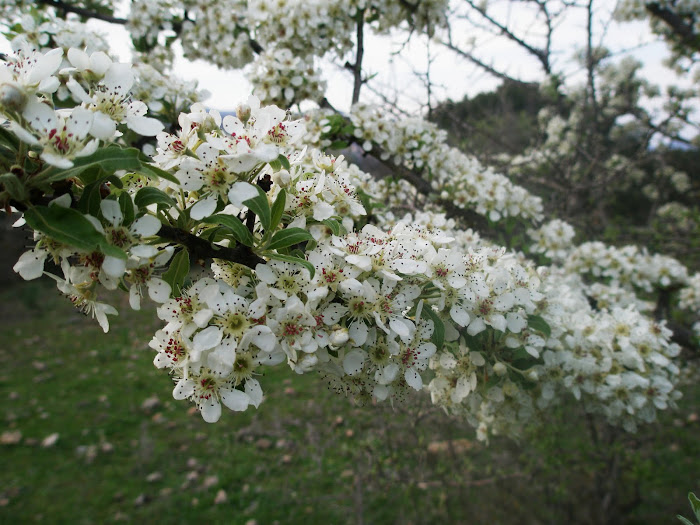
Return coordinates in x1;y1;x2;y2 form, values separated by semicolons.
535;271;682;433
2;15;693;447
151;98;304;217
13;196;174;330
565;241;689;292
149;220;555;423
249;47;326;108
527;219;576;262
0;47;161;169
6;13;110;57
248;0;356;59
348;103;544;223
679;273;700;318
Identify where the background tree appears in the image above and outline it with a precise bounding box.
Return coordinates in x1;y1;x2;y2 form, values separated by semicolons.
0;1;698;523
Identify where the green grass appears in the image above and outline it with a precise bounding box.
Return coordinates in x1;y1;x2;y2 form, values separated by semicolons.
1;280;698;524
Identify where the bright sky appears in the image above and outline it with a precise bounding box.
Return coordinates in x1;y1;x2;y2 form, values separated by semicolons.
0;1;685;119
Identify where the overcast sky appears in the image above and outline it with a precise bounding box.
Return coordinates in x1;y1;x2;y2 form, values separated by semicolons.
1;1;685;119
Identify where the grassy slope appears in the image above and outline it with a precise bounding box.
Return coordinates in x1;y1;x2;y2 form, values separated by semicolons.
1;280;698;524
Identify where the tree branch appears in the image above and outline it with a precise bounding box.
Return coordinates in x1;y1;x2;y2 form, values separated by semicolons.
645;3;700;51
352;10;366;105
462;0;551;74
157;224;264;269
36;0;127;24
439;38;532;86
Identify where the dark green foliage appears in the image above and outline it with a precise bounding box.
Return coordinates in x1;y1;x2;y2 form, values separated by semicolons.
430;81;548;160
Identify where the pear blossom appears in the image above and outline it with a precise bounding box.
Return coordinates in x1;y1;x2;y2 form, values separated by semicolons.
65;55;163;139
13;99;98;168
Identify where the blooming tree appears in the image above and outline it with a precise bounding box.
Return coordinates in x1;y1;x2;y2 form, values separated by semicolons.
0;0;698;446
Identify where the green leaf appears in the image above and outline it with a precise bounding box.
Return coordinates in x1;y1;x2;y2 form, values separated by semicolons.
118;192;135;226
201;214;255;247
25;205;100;251
278;154;291;171
244;187;272;231
98;241;128;260
0;172;27;201
267;227;314;251
462;331;485;352
321;219;347;235
421;306;445;351
77;181;103;217
134;163;180;185
356;188;372;214
267;252;315;279
689;493;700;520
41;145;144;184
270;189;286;231
527;314;551;338
24;205;125;260
134;187;176;209
510;347;536;364
162;248;190;296
0;126;20;150
104;174;124;190
329;140;348;150
677;516;694;525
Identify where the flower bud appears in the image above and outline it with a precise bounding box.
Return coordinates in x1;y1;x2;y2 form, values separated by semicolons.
493;362;507;376
0;83;27;112
272;169;291;187
236;103;251;122
527;370;539;382
330;327;349;346
199;115;219;135
503;381;519;397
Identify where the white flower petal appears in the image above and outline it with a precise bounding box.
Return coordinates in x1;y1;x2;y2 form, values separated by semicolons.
100;199;123;226
27;48;63;85
173;378;195;400
228;181;259;208
404;368;423;390
104;63;134;94
221;152;262;173
67;48;90;70
90;111;117;140
13;249;47;280
193;325;223;352
66;76;92;104
389;318;413;341
312;201;335;221
348;320;368;346
37;76;59;94
190;195;217;220
147;278;171;303
102;255;126;278
373;384;389;401
198;397;222;422
343;349;367;376
130;245;158;258
90;52;112;76
129;286;142;310
40;152;73;169
193;308;214;328
131;215;161;237
126;115;164;136
220;387;249;411
391;259;427;275
467;317;486;336
245;379;263;408
449;306;470;327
